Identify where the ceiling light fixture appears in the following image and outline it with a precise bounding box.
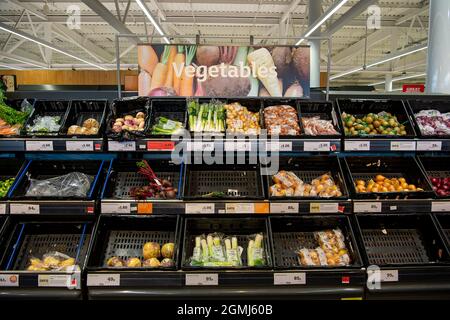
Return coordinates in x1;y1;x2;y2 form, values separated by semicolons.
330;66;363;80
296;0;349;45
1;55;48;69
369;73;427;86
135;0;170;44
0;22;107;70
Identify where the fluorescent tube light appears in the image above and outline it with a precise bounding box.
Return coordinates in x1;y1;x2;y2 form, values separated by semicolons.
369;73;427;86
0;62;24;70
1;55;47;69
330;66;363;80
135;0;170;44
366;45;427;68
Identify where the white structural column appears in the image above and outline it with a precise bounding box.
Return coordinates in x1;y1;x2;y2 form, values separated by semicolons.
426;0;450;94
385;74;393;92
309;0;321;87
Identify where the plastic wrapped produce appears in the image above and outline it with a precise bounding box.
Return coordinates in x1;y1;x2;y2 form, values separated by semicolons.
27;251;78;272
264;105;301;135
414;110;450;136
25;172;93;197
26;115;62;134
247;233;266;267
225;102;261;135
302;116;339;136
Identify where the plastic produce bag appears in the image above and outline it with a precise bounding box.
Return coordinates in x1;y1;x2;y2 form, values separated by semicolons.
25;172;93;198
26;115;62;134
189;233;243;267
224;236;243;267
247;233;266;267
27;251;79;272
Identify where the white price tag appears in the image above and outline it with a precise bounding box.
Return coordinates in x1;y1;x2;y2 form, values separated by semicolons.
108;141;136;151
0;274;19;287
38;274;74;288
304;141;330;152
381;270;399;282
431;202;450;212
10;204;40;214
310;203;339;213
265;141;292;152
416;141;442;151
26;141;53;151
87;274;120;286
270;203;298;213
354;202;381;213
187;141;214;152
274;273;306;285
101;203;131;214
345;141;370;151
225;203;254;214
66;141;93;151
185;203;215;214
225;141;251;151
0;203;6;215
390;141;415;151
185;274;218;286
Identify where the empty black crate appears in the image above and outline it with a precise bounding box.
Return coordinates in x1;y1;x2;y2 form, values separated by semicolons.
0;220;92;271
86;215;180;270
182;217;272;269
0;98;34;137
355;214;450;266
101;159;183;199
343;156;433;199
263;156;349;200
183;163;264;199
336;99;415;138
106;97;150;139
0;158;26;199
60;99;108;137
434;214;450;251
261;99;300;138
417;156;450;198
269;216;362;269
25;100;70;136
298;101;341;137
149;99;187;137
408;99;450;138
10;160;105;200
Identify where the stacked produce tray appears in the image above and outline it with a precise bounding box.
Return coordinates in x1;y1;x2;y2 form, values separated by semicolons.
343;156;434;213
408;99;450;151
8;160;107;215
100;159;184;214
418;156;450;212
0;98;34;151
0;217;93;300
337;99;417;152
354;213;450;299
86;215;181;299
264;156;351;213
0;158;27;215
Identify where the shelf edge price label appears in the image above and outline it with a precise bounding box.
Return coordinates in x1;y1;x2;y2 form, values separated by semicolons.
0;274;19;287
0;203;6;215
101;203;131;214
147;141;175;151
304;141;330;152
10;204;40;214
38;274;76;288
310;202;339;213
380;270;399;282
66;141;94;151
274;273;306;285
416;141;442;151
345;140;370;151
225;203;254;214
431;202;450;212
225;141;251;152
185;273;218;286
265;141;292;152
185;203;215;214
390;141;415;151
354;202;381;213
87;274;121;287
187;141;214;152
109;141;136;151
26;141;53;151
270;203;298;214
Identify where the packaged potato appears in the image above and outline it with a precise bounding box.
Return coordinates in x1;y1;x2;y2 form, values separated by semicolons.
225;102;261;135
264;105;301;136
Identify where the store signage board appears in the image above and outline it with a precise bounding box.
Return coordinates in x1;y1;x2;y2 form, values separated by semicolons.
304;141;330;152
87;274;120;286
10;204;40;214
270;203;298;213
390;141;415;151
402;84;425;93
274;273;306;285
345;141;370;151
0;274;19;287
26;141;53;151
416;141;442;151
354;202;382;213
185;274;218;286
185;203;215;214
109;141;136;151
431;202;450;212
66;141;94;151
101;203;131;214
265;141;292;152
0;203;6;215
310;203;339;213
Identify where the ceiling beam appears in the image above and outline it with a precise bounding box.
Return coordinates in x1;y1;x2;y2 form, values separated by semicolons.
0;49;47;68
395;5;429;25
325;0;378;35
263;0;303;37
6;0;47;20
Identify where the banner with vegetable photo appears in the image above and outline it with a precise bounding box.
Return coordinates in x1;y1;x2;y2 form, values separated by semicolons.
138;45;310;98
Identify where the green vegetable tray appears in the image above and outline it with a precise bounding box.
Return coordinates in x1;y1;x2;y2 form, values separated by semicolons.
148;99;187;137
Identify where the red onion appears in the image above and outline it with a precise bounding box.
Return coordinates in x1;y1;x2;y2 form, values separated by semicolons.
149;87;177;97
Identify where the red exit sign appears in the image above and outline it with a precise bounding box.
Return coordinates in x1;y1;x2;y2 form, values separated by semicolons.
403;84;425;93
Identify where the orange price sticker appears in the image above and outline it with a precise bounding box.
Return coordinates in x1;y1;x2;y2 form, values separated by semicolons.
137;203;153;214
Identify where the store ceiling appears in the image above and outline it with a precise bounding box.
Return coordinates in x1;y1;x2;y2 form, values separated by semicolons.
0;0;429;89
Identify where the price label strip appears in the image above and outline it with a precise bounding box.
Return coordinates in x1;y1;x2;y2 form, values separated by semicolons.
0;274;19;287
368;269;399;283
310;203;339;213
431;202;450;212
354;202;381;213
187;141;215;152
26;141;53;151
10;204;40;214
225;141;251;152
390;141;415;151
38;274;79;288
270;203;298;214
109;141;136;151
185;203;215;214
345;141;370;151
416;141;442;151
265;141;292;152
225;203;254;214
274;273;306;285
101;203;131;214
0;203;6;215
87;274;121;286
304;141;330;152
66;141;94;151
185;274;218;286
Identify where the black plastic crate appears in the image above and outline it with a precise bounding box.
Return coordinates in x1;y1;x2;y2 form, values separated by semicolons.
407;99;450;138
263;156;349;200
0;220;92;271
59;100;108;137
417;156;450;198
181;217;272;270
0;158;27;199
261;99;301;138
225;98;263;136
148;99;187;137
86;215;180;270
269;215;362;269
106;97;150;140
101;159;183;200
433;214;450;251
336;99;416;139
298;101;342;138
24;100;70;136
0;98;35;137
183;163;264;200
10;160;105;200
355;213;450;266
343;156;434;199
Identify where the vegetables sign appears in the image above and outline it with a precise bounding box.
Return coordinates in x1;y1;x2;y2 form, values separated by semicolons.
138;45;310;98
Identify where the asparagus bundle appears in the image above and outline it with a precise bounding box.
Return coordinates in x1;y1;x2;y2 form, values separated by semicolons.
188;99;226;132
